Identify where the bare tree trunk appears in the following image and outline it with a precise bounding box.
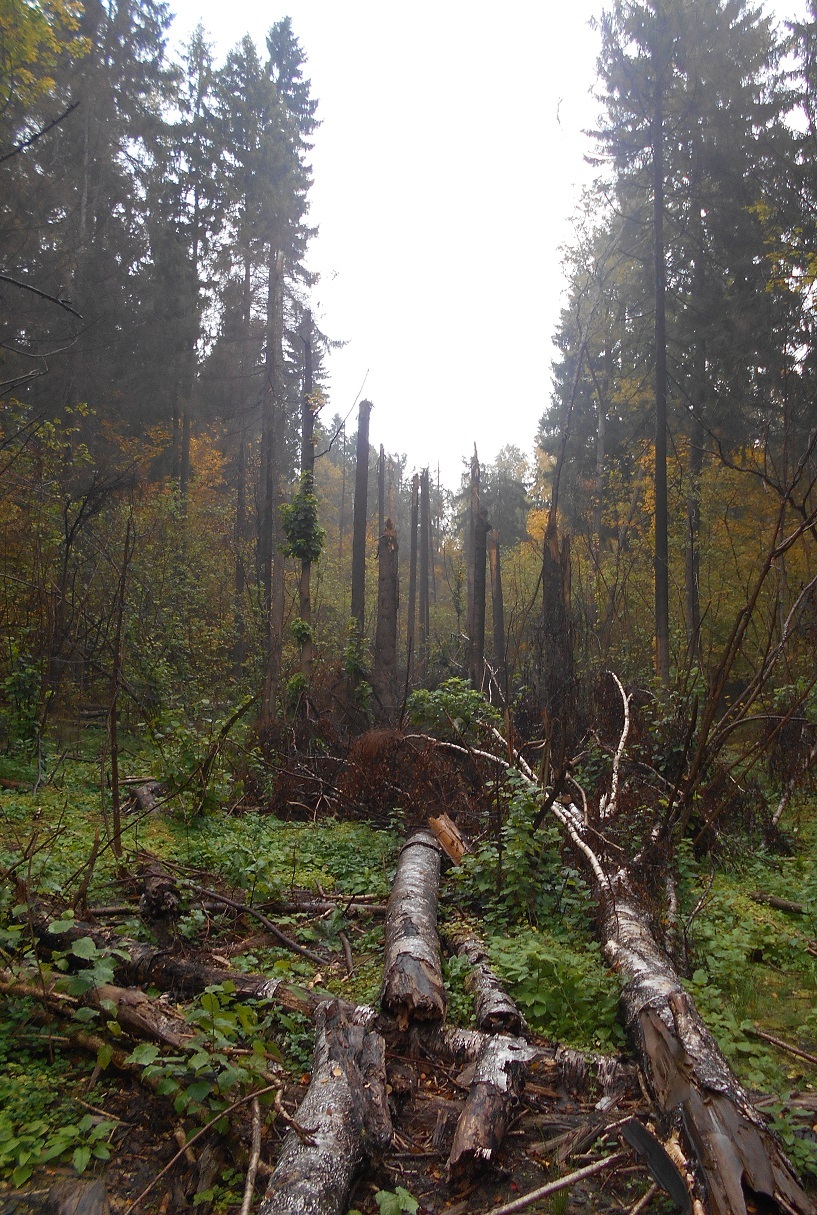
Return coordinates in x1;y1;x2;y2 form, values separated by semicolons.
350;399;372;639
602;873;814;1215
299;312;315;683
381;830;446;1029
447;1035;532;1179
419;468;431;681
469;509;488;689
373;519;399;718
488;529;506;702
262;250;285;720
233;435;247;679
406;473;419;682
377;444;385;539
653;58;670;688
540;511;574;770
467;448;479;656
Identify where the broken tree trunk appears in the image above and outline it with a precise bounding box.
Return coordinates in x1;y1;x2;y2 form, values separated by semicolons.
419;468;431;681
258;1000;391;1215
450;930;526;1035
406;472;419;680
373;518;399;719
447;1034;534;1178
381;830;446;1029
603;871;815;1215
350;399;372;640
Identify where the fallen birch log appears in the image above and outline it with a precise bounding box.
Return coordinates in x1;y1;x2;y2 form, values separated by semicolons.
447;1033;534;1178
258;1000;391;1215
447;928;526;1035
606;874;815;1215
381;830;446;1028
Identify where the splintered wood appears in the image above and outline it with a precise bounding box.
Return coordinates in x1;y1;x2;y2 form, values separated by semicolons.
428;812;468;864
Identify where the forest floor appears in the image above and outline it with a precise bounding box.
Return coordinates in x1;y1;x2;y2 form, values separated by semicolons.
2;730;817;1214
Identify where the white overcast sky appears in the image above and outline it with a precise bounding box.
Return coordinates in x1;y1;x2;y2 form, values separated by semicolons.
168;0;805;490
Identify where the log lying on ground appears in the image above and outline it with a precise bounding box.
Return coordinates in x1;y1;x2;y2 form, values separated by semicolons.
605;873;816;1215
380;830;446;1029
87;984;191;1048
28;910;332;1019
447;1033;535;1178
258;1000;391;1215
447;928;526;1035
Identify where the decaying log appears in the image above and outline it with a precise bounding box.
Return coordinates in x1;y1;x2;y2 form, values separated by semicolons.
750;891;805;915
381;830;446;1028
28;910;333;1019
86;984;191;1048
126;780;163;813
448;929;526;1035
259;1000;391;1215
46;1178;110;1215
447;1034;534;1178
606;877;816;1215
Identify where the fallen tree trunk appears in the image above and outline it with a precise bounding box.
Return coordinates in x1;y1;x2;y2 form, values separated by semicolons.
381;830;446;1029
447;1034;534;1178
448;929;526;1035
86;984;191;1048
258;1000;391;1215
603;871;815;1215
416;724;817;1215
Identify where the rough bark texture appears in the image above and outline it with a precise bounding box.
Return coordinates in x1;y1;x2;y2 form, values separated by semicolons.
258;1000;391;1215
604;877;815;1215
453;932;526;1035
87;984;191;1048
447;1034;534;1178
381;831;446;1029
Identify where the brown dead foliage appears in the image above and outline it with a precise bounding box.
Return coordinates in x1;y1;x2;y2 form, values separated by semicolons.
337;730;482;828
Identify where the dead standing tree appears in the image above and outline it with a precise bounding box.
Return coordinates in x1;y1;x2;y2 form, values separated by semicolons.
347;399;373;704
467;449;489;689
372;518;399;718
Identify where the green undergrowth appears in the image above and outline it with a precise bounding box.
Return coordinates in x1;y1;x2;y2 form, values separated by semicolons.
676;823;817;1178
6;740;817;1190
444;770;626;1051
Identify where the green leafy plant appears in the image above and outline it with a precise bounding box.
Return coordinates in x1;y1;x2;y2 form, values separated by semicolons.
406;677;501;742
349;1186;419;1215
488;927;624;1050
281;479;325;563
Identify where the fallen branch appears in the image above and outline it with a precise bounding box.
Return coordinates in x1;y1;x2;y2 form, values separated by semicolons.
238;1097;262;1215
746;1026;817;1069
480;1151;628;1215
122;1083;281;1215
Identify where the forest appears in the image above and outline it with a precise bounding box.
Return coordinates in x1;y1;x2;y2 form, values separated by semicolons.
5;0;817;1213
